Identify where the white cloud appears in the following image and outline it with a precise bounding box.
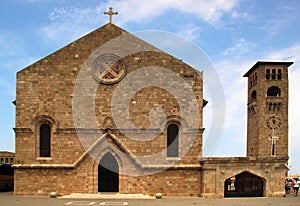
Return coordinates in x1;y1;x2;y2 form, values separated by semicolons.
256;14;295;38
0;32;38;72
210;38;257;139
289;69;300;173
266;44;300;65
231;11;248;18
223;38;256;58
177;26;202;42
0;32;21;58
107;0;238;24
216;43;300;144
216;60;248;124
40;0;239;42
211;59;250;147
210;43;300;167
21;0;46;3
41;6;102;42
264;44;300;173
202;53;254;157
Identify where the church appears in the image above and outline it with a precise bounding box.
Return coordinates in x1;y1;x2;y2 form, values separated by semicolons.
13;8;292;197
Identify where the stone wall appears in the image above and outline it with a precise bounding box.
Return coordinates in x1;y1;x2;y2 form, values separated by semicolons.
200;157;288;198
0;151;15;164
14;153;202;196
245;63;290;157
14;23;204;196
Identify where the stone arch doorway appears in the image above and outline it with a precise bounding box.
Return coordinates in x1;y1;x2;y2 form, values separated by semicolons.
98;153;119;192
224;171;265;197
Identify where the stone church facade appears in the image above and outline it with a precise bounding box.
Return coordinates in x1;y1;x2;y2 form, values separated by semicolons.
13;21;292;197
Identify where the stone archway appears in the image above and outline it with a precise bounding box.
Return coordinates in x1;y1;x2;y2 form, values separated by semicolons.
98;153;119;192
224;171;265;197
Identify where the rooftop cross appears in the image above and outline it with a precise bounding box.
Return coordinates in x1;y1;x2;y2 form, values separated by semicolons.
104;7;118;24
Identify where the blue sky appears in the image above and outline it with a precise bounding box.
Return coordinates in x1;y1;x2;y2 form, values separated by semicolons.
1;0;300;174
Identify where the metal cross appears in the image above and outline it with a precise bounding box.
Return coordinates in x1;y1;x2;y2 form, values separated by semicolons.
104;7;118;23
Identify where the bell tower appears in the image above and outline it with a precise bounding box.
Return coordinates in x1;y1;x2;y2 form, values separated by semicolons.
243;61;293;158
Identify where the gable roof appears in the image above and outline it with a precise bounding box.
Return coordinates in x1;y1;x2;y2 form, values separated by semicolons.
17;23;198;75
17;23;125;74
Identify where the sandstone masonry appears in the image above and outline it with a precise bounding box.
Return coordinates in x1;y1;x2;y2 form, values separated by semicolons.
13;23;292;198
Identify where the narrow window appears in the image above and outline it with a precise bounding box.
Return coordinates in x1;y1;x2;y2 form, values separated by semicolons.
251;90;257;100
266;69;270;80
273;103;277;111
271;141;276;156
277;103;281;111
278;69;282;80
167;124;179;157
254;72;258;84
40;124;51;157
268;103;272;111
271;69;276;80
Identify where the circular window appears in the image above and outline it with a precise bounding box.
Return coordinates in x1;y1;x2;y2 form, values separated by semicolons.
92;54;126;84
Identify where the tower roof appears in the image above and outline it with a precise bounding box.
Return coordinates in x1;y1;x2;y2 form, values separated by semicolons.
243;61;293;77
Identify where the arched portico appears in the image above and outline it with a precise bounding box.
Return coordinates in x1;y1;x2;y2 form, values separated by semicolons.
224;171;265;197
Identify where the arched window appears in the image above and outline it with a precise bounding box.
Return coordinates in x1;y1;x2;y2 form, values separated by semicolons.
277;69;282;80
167;124;179;157
271;69;276;80
251;90;257;100
40;124;51;157
266;69;270;80
277;103;281;111
271;138;277;156
267;86;281;97
268;103;272;111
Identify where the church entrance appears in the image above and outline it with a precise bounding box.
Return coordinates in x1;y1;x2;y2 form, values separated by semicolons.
98;153;119;192
224;171;265;197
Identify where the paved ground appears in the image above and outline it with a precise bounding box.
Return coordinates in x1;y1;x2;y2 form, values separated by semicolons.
1;192;300;206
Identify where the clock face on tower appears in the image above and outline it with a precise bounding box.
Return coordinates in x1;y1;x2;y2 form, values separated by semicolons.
266;116;282;130
92;54;126;84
